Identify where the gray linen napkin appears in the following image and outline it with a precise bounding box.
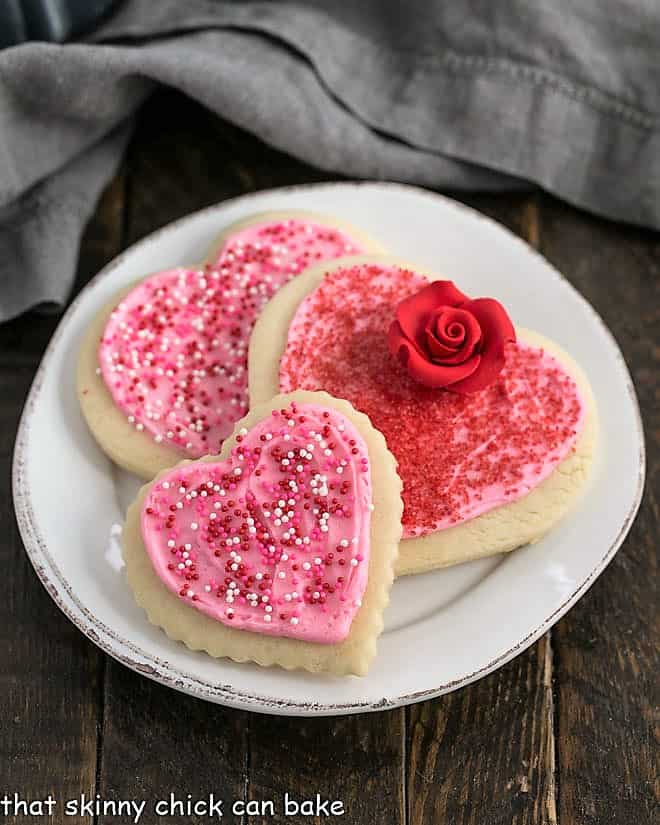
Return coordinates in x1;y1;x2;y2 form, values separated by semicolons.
1;0;658;321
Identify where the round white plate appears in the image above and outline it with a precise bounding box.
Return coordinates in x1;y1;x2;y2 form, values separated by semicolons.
13;183;644;716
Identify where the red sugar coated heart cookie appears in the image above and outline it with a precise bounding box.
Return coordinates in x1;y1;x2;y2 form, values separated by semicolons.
279;264;585;538
99;219;365;457
140;402;374;643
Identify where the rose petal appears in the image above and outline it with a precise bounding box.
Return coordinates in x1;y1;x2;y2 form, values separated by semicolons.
464;298;516;346
425;329;476;365
433;308;467;346
444;309;478;344
443;321;466;343
396;281;471;346
449;347;507;394
444;299;514;393
391;287;515;394
424;330;463;360
388;319;434;373
388;319;417;359
425;307;482;364
397;338;481;388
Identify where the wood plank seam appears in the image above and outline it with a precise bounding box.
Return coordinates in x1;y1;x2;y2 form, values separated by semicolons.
241;714;251;825
523;195;560;825
92;660;108;825
545;634;559;825
89;169;128;825
403;707;409;825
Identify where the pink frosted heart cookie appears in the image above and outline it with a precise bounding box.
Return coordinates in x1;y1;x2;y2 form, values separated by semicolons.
249;256;597;576
78;212;384;479
122;391;402;675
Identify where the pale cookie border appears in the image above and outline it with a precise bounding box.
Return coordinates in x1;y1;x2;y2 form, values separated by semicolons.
77;213;386;480
202;208;386;266
122;390;403;677
248;255;598;576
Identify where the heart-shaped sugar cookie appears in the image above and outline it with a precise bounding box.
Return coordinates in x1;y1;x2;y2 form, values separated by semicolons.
78;212;384;480
122;391;402;675
249;257;596;575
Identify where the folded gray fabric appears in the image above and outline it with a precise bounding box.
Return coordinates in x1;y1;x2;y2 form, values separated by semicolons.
1;0;658;321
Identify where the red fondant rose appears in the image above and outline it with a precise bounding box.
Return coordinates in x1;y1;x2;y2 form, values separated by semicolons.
388;281;516;393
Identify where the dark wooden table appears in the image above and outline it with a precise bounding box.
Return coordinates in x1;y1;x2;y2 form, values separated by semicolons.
1;90;657;825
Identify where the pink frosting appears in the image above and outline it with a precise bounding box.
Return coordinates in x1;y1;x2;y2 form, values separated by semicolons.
279;263;587;538
140;402;373;644
99;219;365;457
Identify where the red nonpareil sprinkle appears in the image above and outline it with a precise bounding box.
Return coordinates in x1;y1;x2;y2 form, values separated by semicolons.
140;403;373;643
99;220;365;458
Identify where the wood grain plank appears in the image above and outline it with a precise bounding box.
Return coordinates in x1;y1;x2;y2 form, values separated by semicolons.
406;195;559;825
0;367;101;825
0;171;126;824
408;635;557;825
96;667;250;825
537;200;659;825
245;709;405;825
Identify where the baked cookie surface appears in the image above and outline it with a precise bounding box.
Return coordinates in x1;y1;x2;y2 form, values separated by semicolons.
248;256;597;575
77;212;384;479
123;390;402;676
